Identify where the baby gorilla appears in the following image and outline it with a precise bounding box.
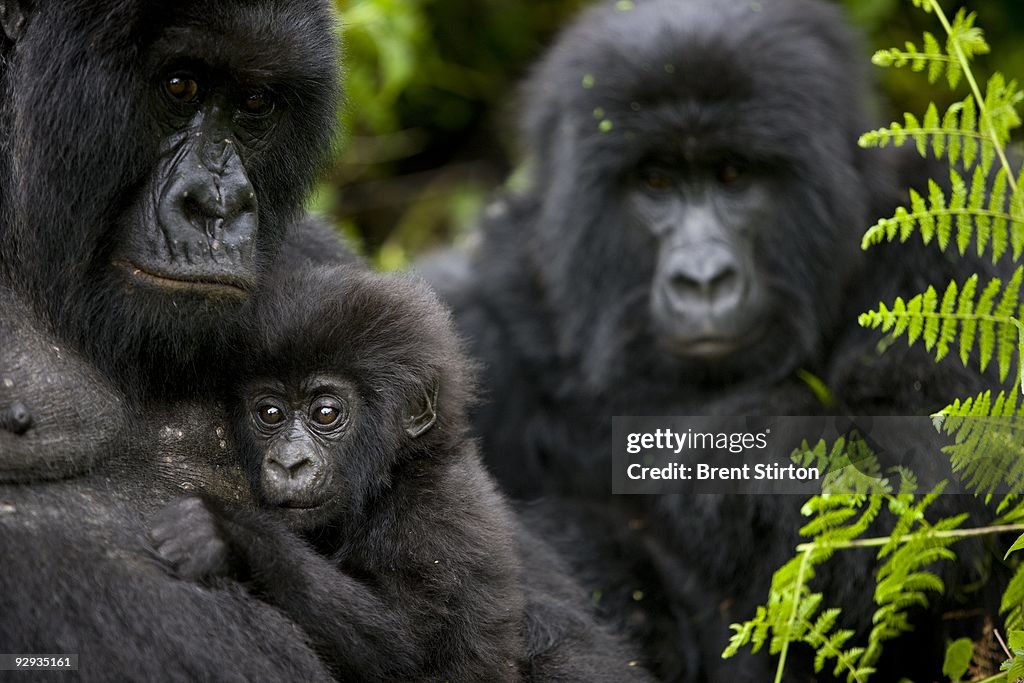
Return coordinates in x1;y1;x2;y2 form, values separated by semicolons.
150;265;523;681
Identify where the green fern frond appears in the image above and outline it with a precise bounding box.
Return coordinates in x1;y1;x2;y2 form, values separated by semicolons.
1000;563;1024;631
741;1;1024;679
934;389;1024;495
726;469;973;680
859;98;988;167
875;8;989;87
861;486;962;666
801;490;885;548
1002;630;1024;679
870;32;955;86
996;495;1024;524
725;489;887;682
858;267;1024;384
860;167;1024;262
792;437;892;495
982;72;1024;152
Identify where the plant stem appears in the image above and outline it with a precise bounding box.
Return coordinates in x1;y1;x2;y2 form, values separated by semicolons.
926;0;1017;194
775;548;812;683
796;522;1024;552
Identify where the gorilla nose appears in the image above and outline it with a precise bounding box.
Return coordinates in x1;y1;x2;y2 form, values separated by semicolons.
263;450;320;491
176;174;257;239
161;151;258;251
664;245;742;309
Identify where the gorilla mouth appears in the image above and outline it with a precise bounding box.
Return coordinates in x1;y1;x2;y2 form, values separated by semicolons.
660;336;743;359
658;326;766;360
115;260;250;298
279;500;324;510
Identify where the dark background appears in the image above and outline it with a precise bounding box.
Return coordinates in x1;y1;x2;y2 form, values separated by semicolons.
323;0;1024;267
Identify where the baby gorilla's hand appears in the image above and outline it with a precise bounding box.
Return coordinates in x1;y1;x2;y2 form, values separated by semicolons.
149;497;231;581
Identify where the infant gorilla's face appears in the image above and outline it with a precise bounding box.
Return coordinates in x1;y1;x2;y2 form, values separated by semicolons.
239;373;359;528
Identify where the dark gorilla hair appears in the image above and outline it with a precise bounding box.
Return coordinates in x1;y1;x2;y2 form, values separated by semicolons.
514;0;871;385
150;264;655;682
0;2;360;679
423;0;1005;680
151;265;524;682
1;1;339;395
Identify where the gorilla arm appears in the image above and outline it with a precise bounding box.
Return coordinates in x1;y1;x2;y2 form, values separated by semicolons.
150;497;422;682
149;459;522;683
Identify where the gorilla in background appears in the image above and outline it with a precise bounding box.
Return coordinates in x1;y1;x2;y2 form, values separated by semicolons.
423;0;1005;679
0;1;354;677
151;264;655;682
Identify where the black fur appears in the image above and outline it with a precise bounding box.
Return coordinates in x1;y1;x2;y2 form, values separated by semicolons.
2;1;339;394
151;264;655;682
423;0;1006;680
0;1;351;679
153;265;524;681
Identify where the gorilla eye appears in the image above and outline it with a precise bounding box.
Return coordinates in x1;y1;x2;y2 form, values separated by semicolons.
256;403;285;426
164;76;200;103
313;406;339;426
310;399;347;429
639;168;674;193
716;162;744;186
241;91;274;116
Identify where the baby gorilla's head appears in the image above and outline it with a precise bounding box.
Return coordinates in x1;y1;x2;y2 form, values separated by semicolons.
232;265;474;531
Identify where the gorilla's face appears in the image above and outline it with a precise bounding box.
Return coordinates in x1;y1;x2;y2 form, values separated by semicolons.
2;0;339;388
113;65;270;301
627;155;775;360
520;0;870;385
240;374;359;530
238;370;440;534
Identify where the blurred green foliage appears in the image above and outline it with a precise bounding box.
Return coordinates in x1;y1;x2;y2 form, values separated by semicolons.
313;0;1024;268
846;0;1024;115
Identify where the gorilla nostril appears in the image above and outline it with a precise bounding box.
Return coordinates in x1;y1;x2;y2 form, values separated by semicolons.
182;193;220;223
286;458;314;481
669;267;736;300
265;455;315;483
263;459;290;484
665;246;742;305
670;271;701;292
708;266;740;298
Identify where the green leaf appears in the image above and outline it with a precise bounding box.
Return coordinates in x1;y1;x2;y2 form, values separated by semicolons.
1005;533;1024;561
942;637;973;679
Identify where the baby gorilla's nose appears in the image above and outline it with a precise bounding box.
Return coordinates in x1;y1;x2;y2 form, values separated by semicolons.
265;453;314;483
261;443;326;506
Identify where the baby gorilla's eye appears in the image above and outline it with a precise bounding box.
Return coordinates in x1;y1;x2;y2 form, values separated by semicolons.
309;397;347;429
312;404;341;427
164;75;200;103
241;91;274;116
256;403;284;426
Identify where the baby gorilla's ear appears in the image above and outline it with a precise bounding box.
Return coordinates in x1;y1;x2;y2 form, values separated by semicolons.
404;377;439;439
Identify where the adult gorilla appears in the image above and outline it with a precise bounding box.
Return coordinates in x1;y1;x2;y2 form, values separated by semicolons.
424;0;1001;679
0;1;349;678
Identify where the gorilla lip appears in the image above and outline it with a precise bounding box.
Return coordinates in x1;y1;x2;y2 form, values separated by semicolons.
280;501;321;509
658;330;762;359
114;260;250;298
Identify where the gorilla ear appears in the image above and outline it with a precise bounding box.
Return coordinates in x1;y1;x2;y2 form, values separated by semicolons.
403;378;439;439
0;0;31;42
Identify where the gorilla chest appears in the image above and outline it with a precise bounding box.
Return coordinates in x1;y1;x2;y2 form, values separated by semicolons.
142;400;252;506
